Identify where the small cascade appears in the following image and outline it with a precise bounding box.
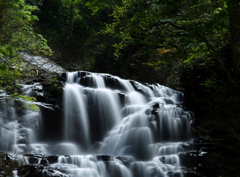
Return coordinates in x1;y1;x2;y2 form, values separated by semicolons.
52;155;132;177
0;84;44;154
63;72;123;148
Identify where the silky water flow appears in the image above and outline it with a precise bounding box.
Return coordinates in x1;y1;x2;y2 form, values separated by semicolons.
0;71;194;177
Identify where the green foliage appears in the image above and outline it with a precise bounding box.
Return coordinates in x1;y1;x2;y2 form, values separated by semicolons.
86;0;122;14
25;0;44;6
0;0;54;116
10;93;39;111
103;0;239;83
33;0;122;76
36;0;107;51
0;0;53;56
0;46;16;58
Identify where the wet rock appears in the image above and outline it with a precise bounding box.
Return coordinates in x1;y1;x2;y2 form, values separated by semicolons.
61;73;67;80
151;106;159;117
17;137;29;144
151;109;158;117
0;158;7;171
103;76;115;89
117;92;126;107
129;80;145;95
97;155;114;162
18;165;43;177
6;155;14;164
178;151;199;168
159;156;166;164
29;157;39;164
36;82;64;142
163;98;174;104
116;156;133;167
40;158;49;166
78;71;89;77
180;139;208;152
152;103;160;109
167;172;181;177
145;109;151;115
79;75;95;88
182;169;205;177
24;154;43;158
103;76;125;90
103;75;130;91
47;156;58;164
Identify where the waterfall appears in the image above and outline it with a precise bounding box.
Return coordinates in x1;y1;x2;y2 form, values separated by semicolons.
60;71;193;176
0;70;195;177
0;84;47;154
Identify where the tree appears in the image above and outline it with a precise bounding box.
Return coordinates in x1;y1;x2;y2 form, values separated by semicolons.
86;0;122;14
0;0;52;55
0;0;52;112
105;0;240;84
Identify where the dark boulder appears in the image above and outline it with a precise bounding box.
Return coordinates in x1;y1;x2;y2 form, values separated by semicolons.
40;158;49;166
47;156;59;164
18;165;43;177
61;73;67;80
28;157;39;164
97;155;114;162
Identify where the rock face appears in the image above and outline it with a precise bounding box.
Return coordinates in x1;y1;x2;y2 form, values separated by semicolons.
35;75;65;142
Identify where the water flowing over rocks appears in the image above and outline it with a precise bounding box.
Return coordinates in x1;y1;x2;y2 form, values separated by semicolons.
0;70;210;176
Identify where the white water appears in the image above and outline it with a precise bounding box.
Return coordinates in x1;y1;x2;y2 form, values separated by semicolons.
0;84;43;154
0;70;194;177
60;71;193;177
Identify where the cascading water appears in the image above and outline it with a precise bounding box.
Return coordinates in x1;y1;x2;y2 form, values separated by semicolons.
0;83;49;154
0;70;196;177
60;71;193;177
